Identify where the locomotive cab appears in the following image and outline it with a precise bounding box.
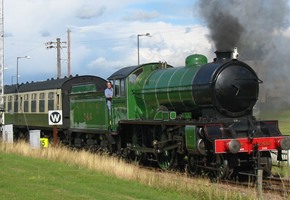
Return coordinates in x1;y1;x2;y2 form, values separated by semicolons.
106;78;127;131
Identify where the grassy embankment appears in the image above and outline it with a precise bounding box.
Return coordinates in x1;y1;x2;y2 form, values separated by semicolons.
258;109;290;177
0;109;289;199
0;141;259;200
260;109;290;135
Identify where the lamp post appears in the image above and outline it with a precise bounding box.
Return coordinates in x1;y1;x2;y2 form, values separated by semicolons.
137;33;151;65
11;76;15;85
16;56;30;86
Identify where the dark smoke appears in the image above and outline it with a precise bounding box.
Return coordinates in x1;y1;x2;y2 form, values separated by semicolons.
196;0;290;114
198;0;244;50
197;0;290;58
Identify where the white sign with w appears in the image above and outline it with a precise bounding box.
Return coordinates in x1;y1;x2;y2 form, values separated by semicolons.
48;110;63;125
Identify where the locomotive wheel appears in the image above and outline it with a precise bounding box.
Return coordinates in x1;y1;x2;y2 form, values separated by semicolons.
213;155;229;180
260;151;272;177
129;126;143;163
187;155;202;175
155;130;176;170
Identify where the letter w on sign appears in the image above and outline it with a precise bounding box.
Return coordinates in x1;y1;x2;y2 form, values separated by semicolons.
48;110;63;125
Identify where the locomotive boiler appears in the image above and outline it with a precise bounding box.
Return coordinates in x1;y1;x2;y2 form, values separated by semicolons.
131;50;258;119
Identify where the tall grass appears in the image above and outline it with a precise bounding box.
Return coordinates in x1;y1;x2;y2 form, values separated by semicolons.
259;109;290;135
0;140;266;200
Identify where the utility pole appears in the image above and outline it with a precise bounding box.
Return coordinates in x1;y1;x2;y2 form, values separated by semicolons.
0;0;4;127
45;38;66;79
56;38;61;78
67;29;71;77
137;33;151;65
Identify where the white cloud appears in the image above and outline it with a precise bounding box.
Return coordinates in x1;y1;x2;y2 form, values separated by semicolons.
3;0;215;84
39;30;51;37
122;10;159;21
76;5;106;19
88;57;106;67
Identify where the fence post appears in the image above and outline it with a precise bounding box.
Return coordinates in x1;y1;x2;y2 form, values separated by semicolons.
257;169;263;200
287;150;290;166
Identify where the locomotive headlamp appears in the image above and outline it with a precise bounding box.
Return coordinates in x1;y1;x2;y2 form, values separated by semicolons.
226;139;241;154
277;136;290;150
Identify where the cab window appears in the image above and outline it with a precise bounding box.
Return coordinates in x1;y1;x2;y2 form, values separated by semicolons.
129;68;143;83
112;79;125;97
120;79;125;96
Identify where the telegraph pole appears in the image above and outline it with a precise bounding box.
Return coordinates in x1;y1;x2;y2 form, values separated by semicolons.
45;38;66;79
56;38;61;78
67;29;71;77
0;0;4;127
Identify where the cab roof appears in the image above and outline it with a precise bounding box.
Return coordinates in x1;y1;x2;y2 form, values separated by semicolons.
108;65;140;80
108;62;173;80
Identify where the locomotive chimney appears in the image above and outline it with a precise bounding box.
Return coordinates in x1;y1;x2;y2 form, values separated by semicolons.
214;50;233;62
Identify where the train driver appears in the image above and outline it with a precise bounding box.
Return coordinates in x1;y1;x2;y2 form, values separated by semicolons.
105;81;113;112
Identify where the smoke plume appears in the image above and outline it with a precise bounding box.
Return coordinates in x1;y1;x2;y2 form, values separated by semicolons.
198;0;244;50
196;0;290;113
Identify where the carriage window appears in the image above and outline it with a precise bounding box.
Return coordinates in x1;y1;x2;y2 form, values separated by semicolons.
14;95;18;113
24;94;29;112
31;93;37;112
56;94;60;109
48;92;54;110
8;96;12;112
20;96;23;111
39;93;45;112
3;96;6;111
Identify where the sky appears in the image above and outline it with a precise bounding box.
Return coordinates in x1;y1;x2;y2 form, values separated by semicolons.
3;0;213;85
3;0;290;99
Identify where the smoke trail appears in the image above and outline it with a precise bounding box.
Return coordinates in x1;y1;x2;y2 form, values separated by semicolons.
196;0;290;112
198;0;244;50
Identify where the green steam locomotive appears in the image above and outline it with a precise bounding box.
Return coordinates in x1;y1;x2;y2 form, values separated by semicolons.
3;49;290;179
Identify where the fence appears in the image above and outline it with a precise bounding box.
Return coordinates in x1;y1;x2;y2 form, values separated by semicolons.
271;150;290;165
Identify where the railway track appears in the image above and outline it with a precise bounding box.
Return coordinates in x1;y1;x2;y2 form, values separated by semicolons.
145;164;290;196
219;175;290;197
263;177;290;194
134;156;290;198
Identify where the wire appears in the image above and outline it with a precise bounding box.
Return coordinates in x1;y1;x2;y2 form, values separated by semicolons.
15;86;30;134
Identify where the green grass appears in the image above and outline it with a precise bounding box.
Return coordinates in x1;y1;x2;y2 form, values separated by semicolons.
0;152;192;200
1;141;272;200
272;162;290;178
259;109;290;135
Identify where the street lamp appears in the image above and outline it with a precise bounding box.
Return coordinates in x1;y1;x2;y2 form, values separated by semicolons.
137;33;151;65
16;56;30;86
11;76;15;85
